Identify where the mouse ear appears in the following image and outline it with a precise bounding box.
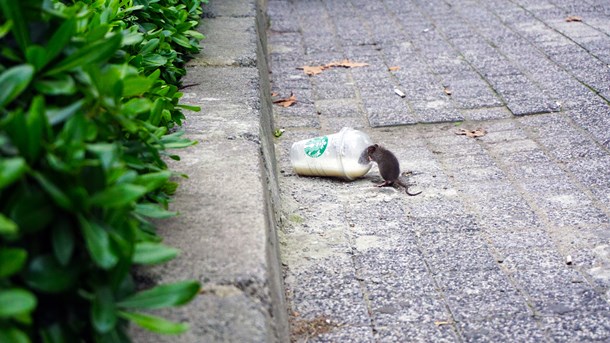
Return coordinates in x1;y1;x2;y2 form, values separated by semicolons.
367;145;377;154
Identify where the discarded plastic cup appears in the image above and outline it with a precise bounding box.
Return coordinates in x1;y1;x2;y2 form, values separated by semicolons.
290;127;373;180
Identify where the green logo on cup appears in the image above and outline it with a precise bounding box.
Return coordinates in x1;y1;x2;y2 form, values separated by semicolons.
304;136;328;158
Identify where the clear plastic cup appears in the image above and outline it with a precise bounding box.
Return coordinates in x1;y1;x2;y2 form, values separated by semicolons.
290;127;373;180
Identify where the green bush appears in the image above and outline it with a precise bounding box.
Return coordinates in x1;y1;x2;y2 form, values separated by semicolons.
0;0;204;341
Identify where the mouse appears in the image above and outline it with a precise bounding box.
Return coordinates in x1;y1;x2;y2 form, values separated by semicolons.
360;144;422;196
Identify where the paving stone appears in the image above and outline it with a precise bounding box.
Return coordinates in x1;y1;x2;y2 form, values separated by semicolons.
458;315;547;343
408;198;471;218
419;232;498;274
460;107;514;120
374;323;458;343
362;96;418;127
540;310;610;342
437;270;532;321
303;325;375;343
488;228;556;250
499;249;567;270
314;98;362;118
290;297;371;326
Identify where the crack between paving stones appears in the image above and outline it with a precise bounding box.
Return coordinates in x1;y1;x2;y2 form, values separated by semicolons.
341;203;378;341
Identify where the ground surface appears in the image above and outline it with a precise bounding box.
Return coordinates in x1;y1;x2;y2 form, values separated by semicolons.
268;0;610;341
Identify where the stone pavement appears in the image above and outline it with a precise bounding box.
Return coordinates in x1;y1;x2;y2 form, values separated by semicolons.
268;0;610;342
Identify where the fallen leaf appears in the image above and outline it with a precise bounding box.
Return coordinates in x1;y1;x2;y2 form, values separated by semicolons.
565;15;582;22
389;66;400;71
273;93;297;107
298;65;328;76
271;92;278;97
326;59;369;68
455;128;487;138
444;86;452;96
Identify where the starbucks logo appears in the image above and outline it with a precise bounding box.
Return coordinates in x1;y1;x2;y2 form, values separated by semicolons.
304;136;328;158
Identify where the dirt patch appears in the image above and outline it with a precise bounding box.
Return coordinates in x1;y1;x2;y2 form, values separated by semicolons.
290;315;339;342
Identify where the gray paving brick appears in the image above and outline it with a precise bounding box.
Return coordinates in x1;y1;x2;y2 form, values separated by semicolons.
458;315;548;343
540;310;610;342
305;325;375;343
374;323;459;343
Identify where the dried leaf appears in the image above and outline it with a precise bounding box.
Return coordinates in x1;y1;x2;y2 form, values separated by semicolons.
325;59;369;68
271;92;278;97
434;320;453;326
273;93;297;107
565;15;582;22
388;66;400;71
444;86;452;96
299;65;328;76
455;128;487;138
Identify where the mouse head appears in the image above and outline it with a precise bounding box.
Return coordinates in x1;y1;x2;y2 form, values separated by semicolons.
366;144;379;155
365;144;379;161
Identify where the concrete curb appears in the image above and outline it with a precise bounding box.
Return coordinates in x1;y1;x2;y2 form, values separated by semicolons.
131;0;288;342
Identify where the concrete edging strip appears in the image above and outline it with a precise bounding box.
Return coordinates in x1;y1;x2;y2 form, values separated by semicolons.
131;0;288;342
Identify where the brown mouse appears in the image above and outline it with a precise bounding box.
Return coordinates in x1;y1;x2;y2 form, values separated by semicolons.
361;144;422;196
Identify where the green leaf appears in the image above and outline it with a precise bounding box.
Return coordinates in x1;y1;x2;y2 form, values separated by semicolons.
0;64;35;107
0;327;30;343
46;17;75;66
34;75;76;95
185;30;204;40
4;110;29;157
176;104;201;111
0;19;13;39
121;30;144;46
0;248;27;278
122;76;154;97
0;217;18;237
140;38;159;54
51;220;74;266
26;96;48;161
142;54;167;67
0;289;37;317
135;171;171;193
39;323;71;343
122;98;152;117
118;311;189;335
171;34;192;49
92;287;117;334
78;216;118;269
86;143;117;170
89;184;148;208
23;255;77;293
47;99;84;125
133;242;178;265
25;45;47;70
0;157;27;190
45;34;122;75
134;203;177;219
0;1;29;52
9;191;54;234
32;172;72;210
149;98;165;126
118;281;199;309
